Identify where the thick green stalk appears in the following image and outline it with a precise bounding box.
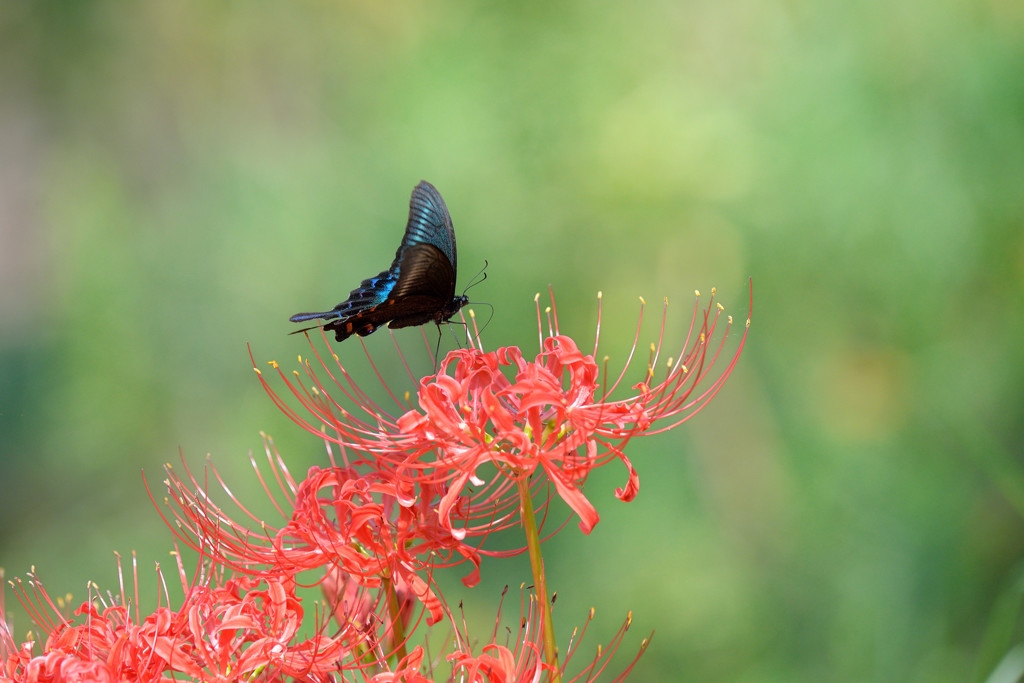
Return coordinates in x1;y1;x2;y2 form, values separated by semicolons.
517;476;562;683
383;575;408;664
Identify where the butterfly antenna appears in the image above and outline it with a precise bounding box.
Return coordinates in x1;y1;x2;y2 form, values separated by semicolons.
462;259;489;296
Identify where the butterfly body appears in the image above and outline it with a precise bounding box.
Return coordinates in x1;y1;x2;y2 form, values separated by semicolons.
290;181;468;342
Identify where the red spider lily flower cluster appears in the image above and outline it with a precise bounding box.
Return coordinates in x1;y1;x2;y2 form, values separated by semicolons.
1;556;352;682
1;284;750;682
444;585;651;683
154;437;481;625
2;558;650;682
259;286;750;537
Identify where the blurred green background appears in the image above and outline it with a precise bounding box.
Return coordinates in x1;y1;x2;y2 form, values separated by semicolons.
2;2;1023;680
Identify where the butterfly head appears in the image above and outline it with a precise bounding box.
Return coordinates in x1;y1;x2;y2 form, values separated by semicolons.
443;295;470;322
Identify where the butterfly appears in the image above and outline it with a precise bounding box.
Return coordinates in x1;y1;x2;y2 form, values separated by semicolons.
289;180;469;343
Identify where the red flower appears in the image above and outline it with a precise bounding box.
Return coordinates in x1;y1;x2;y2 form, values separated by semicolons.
395;336;643;535
444;586;650;683
1;557;354;681
3;284;749;683
154;442;478;627
259;285;751;537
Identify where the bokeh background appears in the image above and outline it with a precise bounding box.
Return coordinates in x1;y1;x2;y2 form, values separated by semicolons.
2;2;1023;681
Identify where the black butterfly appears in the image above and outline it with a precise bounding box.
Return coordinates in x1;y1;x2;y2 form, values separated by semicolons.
289;180;469;342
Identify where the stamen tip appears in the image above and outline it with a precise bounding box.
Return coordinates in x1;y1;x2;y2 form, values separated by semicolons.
638;295;646;305
711;286;717;295
695;289;700;297
717;302;724;311
597;291;603;299
534;293;540;302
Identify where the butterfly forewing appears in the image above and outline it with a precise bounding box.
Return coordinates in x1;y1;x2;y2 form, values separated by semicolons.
398;181;457;273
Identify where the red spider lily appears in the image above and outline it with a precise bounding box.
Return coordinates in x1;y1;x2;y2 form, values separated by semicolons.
2;550;545;683
271;465;452;625
1;554;355;682
330;586;651;682
443;586;651;683
2;283;748;683
151;438;479;627
395;336;641;535
2;569;650;683
1;558;191;682
258;285;751;537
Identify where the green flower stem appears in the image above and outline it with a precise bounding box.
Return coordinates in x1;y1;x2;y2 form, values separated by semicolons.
383;575;408;665
517;475;562;683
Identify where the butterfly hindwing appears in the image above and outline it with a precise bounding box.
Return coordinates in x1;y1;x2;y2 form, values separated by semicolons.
289;181;467;343
287;269;396;323
330;270;397;316
381;243;457;328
